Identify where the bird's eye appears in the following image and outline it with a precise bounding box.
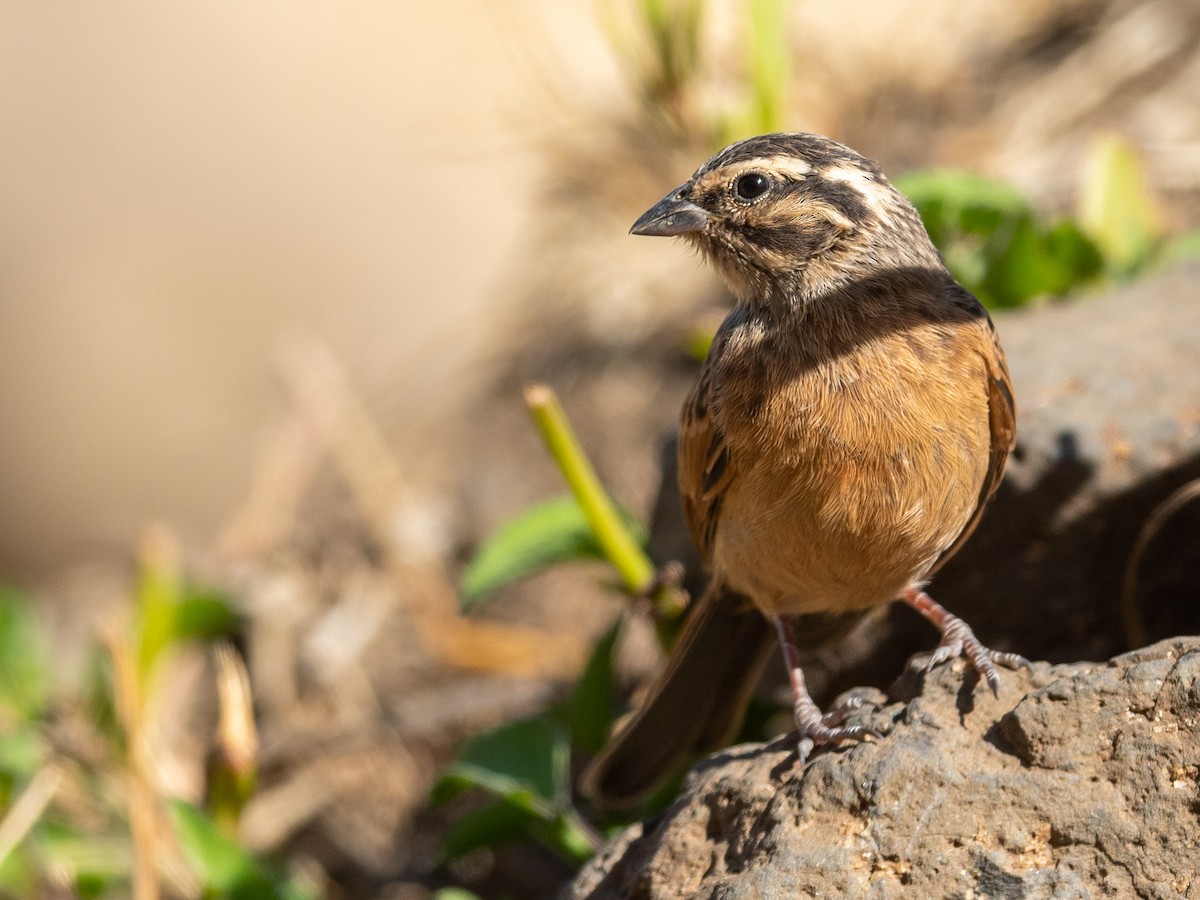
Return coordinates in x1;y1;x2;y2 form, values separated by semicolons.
734;172;770;200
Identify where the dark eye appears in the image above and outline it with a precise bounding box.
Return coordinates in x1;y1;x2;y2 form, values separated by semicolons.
734;172;769;200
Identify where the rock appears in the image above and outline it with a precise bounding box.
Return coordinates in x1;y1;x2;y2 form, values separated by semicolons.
566;637;1200;899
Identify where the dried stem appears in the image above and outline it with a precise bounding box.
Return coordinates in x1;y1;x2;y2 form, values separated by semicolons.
1120;479;1200;648
0;764;62;868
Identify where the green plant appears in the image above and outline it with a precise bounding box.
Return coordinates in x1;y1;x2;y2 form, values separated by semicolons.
459;496;647;609
898;134;1200;309
437;385;689;875
170;800;309;900
432;683;603;867
0;541;311;899
895;168;1105;309
603;0;794;147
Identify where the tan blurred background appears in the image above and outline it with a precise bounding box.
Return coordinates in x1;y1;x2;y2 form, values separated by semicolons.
0;0;623;578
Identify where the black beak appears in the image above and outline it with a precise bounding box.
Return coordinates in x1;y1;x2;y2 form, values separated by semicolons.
630;186;709;237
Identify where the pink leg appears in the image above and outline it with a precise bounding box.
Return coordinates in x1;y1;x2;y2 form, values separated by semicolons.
775;617;874;760
902;587;1029;696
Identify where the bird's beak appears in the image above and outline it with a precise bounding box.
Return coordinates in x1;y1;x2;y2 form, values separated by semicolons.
630;187;709;237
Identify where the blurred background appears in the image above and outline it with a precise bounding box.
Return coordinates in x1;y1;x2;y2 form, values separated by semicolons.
0;0;602;577
1;0;1199;897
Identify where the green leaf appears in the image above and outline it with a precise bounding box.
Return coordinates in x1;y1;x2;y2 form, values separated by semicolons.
526;388;658;597
434;716;570;809
896;170;1038;307
174;588;241;642
1040;219;1104;290
897;168;1109;307
982;214;1105;307
134;539;240;683
896;169;1029;228
433;890;483;900
564;620;622;756
982;213;1059;306
442;796;595;866
435;715;596;864
0;587;51;719
542;812;598;865
1078;134;1160;277
460;496;647;608
441;798;546;860
134;536;185;682
168;800;283;899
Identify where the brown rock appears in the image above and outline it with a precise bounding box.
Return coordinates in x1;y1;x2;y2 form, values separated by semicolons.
566;638;1200;899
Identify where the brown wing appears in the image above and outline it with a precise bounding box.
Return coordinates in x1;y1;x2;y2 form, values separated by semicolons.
677;355;735;567
933;311;1016;571
980;316;1017;502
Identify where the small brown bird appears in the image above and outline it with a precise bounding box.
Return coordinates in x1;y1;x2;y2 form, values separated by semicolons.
582;133;1026;807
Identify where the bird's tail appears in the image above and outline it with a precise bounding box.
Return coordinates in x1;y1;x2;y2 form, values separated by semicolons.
579;582;775;809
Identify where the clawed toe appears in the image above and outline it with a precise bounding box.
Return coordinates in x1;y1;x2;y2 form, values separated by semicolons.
818;694;864;728
794;720;876;763
922;642;959;671
903;587;1027;697
990;650;1032;671
913;631;1027;696
793;695;877;761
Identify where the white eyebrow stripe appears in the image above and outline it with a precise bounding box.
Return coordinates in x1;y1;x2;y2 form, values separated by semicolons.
821;165;875;187
822;164;892;216
740;156;814;180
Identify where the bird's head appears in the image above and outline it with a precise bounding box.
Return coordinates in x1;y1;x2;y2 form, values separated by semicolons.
632;133;940;304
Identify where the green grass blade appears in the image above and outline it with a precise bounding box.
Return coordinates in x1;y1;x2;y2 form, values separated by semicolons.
460;497;647;609
0;588;50;720
168;800;287;899
524;385;656;595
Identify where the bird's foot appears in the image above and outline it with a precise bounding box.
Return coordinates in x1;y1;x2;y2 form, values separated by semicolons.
902;587;1029;697
793;690;876;762
775;617;876;761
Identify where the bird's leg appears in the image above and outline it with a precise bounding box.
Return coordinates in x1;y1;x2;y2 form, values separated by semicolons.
774;616;874;761
901;587;1029;697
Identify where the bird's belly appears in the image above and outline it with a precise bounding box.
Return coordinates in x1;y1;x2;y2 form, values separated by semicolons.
712;438;981;616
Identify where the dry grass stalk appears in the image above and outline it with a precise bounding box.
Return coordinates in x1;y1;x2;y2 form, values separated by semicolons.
0;764;63;869
102;623;160;900
272;335;587;679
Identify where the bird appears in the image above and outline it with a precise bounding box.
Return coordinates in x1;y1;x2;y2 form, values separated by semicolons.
581;132;1026;808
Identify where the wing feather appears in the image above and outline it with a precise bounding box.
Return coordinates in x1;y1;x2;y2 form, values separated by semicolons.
678;358;735;565
933;310;1016;570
